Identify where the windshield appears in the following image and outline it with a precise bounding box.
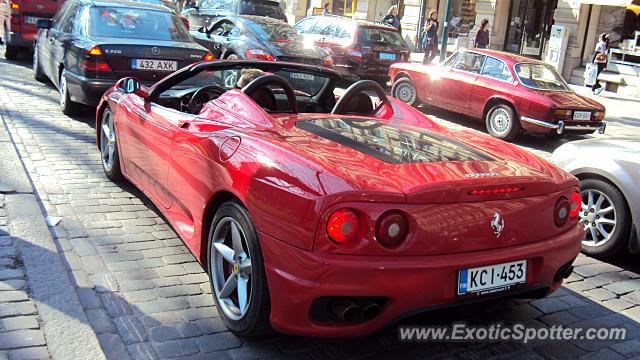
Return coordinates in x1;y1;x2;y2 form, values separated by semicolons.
514;63;570;91
245;21;303;43
88;6;192;42
358;27;406;48
163;65;331;97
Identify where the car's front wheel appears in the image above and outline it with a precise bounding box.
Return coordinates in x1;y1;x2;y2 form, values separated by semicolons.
33;45;47;82
100;107;123;181
207;201;271;337
391;77;419;107
485;103;521;140
579;178;630;257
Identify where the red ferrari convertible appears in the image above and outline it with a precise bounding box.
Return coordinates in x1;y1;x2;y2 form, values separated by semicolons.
96;60;583;337
389;49;606;140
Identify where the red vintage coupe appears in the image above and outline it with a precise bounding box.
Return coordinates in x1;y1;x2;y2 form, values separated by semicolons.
389;49;606;140
97;60;583;337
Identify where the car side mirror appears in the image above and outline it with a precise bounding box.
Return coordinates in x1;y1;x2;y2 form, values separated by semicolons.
36;19;53;29
116;77;141;94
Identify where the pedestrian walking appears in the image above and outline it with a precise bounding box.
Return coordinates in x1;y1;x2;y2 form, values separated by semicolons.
322;2;331;15
422;10;439;65
591;33;609;95
382;5;402;32
474;19;490;49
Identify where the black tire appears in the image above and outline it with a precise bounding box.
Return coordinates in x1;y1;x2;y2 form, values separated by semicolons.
485;103;521;140
207;201;271;337
4;44;18;60
33;45;47;82
99;107;123;181
579;178;630;258
59;69;80;115
391;77;420;107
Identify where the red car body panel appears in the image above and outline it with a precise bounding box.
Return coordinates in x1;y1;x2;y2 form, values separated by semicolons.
96;62;582;337
389;49;606;135
0;0;62;49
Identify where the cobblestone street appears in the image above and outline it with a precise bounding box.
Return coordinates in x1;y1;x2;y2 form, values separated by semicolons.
1;51;639;359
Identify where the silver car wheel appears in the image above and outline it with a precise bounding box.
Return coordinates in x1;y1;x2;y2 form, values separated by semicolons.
580;189;617;247
490;108;511;135
394;82;416;104
210;217;252;321
100;110;116;172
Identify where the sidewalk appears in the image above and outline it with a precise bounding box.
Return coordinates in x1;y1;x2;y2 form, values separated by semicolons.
0;115;104;359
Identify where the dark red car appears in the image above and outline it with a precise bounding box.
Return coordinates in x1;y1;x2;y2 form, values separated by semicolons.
0;0;62;59
389;49;606;140
97;60;582;337
294;15;410;84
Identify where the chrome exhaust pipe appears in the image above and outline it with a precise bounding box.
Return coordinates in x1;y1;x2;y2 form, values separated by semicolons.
358;299;381;321
330;299;360;322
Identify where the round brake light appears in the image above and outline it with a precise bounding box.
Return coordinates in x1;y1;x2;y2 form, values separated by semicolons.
376;211;409;247
554;197;571;227
327;209;359;244
569;191;582;218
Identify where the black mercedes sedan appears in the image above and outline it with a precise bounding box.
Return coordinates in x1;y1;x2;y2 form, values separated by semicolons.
191;15;331;66
33;0;213;114
182;0;287;30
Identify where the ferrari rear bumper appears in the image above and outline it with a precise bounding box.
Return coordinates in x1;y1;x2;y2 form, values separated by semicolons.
521;116;606;135
260;224;583;337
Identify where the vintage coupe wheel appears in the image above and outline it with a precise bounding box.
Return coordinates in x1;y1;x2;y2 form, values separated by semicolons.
208;201;271;337
579;178;630;257
33;45;47;82
59;69;79;115
391;78;419;107
485;104;521;140
100;107;123;180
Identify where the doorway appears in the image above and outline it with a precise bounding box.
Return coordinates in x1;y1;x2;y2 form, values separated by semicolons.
504;0;557;57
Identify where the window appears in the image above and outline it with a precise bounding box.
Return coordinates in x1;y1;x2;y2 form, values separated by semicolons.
358;27;406;47
53;1;76;31
481;57;513;82
294;18;317;33
309;17;332;34
246;21;303;43
514;63;570;91
443;51;460;68
87;7;193;42
452;52;485;74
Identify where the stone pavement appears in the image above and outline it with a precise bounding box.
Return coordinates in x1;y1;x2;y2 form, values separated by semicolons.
0;50;639;359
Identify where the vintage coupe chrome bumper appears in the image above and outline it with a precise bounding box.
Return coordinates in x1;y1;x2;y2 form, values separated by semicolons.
521;116;606;135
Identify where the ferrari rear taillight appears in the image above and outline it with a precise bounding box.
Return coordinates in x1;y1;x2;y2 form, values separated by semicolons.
375;211;408;247
245;49;275;61
468;186;523;195
569;191;582;218
203;52;215;61
554;197;571;227
327;209;359;244
347;48;363;62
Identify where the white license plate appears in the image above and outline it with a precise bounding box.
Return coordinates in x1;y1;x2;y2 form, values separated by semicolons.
573;111;591;120
379;52;396;61
25;16;45;25
131;59;177;71
458;260;527;295
290;73;314;80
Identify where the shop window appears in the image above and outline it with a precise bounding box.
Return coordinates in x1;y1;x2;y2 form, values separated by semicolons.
448;0;477;38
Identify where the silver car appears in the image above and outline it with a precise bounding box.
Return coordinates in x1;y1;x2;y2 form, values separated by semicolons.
551;137;640;257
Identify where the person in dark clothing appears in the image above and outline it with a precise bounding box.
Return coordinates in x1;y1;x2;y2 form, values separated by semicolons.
591;33;609;95
322;2;331;15
422;10;439;64
474;18;490;48
382;5;402;32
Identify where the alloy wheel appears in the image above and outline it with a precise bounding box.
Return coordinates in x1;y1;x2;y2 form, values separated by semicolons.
580;189;617;247
100;110;116;172
490;108;510;135
210;217;252;321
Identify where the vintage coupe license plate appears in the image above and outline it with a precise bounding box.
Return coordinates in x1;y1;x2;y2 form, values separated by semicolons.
379;52;396;61
573;111;591;120
131;59;177;71
25;16;45;25
458;260;527;295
